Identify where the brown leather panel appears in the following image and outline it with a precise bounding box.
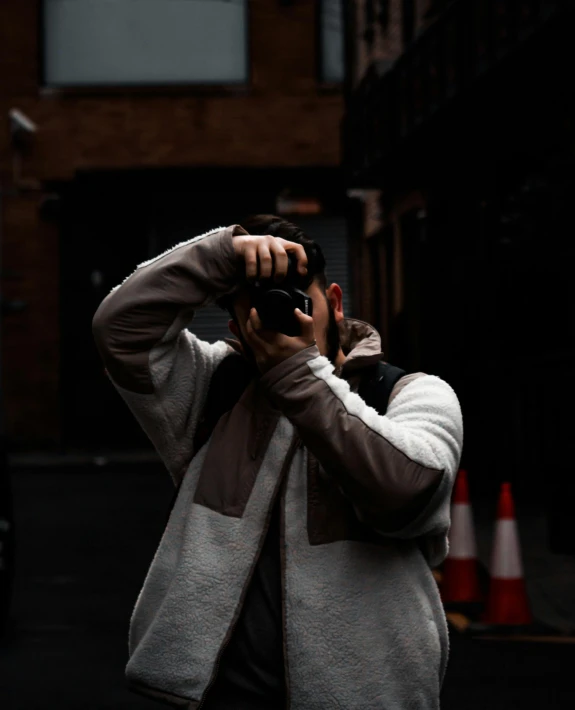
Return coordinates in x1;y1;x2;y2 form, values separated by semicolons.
306;453;393;547
193;380;281;517
94;301;182;395
260;346;444;535
92;224;247;394
306;370;420;546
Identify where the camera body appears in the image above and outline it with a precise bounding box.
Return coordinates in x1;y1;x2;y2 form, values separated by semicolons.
248;254;313;336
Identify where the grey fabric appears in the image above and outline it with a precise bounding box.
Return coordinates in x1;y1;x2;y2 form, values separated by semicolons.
284;446;448;710
126;416;296;699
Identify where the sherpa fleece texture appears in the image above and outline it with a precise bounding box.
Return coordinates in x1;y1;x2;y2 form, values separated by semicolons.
92;224;464;710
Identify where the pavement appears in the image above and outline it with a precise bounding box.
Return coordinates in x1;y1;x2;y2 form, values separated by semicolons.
7;449;162;468
0;458;574;709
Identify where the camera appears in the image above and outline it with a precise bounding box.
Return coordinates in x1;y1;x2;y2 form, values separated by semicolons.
248;254;313;336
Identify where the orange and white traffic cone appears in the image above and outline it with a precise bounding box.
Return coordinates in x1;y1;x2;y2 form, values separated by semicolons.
482;482;532;626
441;469;484;605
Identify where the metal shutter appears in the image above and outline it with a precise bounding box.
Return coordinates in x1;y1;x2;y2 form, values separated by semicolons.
295;215;352;319
187;302;234;345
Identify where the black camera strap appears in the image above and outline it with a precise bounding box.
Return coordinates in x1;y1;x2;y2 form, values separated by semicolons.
357;359;408;417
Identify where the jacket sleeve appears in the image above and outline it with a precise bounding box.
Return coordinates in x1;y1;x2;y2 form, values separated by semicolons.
92;224;248;485
259;346;464;540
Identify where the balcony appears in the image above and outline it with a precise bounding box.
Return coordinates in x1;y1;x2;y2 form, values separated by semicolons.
344;0;570;185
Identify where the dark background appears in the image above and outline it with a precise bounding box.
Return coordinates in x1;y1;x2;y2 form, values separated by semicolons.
1;1;575;708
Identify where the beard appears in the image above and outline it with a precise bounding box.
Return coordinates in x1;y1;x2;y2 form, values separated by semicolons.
325;298;343;365
232;297;342;371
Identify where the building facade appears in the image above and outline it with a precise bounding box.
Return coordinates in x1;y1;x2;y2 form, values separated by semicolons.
343;0;575;551
0;0;355;451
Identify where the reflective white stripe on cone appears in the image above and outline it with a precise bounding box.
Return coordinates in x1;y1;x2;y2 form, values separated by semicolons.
441;469;483;604
483;482;532;626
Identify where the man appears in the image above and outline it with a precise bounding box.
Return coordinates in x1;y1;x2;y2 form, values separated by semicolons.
92;215;463;710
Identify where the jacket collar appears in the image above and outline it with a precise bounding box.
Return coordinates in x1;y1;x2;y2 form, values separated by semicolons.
225;317;384;375
338;317;385;374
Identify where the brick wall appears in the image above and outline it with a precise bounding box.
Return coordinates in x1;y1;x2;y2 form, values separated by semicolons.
0;191;60;448
0;0;344;448
0;1;343;180
353;0;436;87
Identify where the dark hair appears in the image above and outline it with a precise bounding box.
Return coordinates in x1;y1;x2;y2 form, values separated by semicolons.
216;214;327;314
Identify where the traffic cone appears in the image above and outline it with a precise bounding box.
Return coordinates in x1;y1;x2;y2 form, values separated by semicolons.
441;469;484;605
482;482;532;626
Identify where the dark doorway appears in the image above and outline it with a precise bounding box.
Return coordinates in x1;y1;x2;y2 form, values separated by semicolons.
402;0;415;48
58;167;345;450
58;171;278;451
395;208;426;374
382;224;395;356
368;234;383;336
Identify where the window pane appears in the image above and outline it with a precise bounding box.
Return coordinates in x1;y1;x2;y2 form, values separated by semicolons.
43;0;248;87
320;0;344;83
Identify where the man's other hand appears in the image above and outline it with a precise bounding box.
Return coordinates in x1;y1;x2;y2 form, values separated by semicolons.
245;307;316;375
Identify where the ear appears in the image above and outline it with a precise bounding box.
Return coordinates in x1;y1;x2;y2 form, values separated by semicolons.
326;283;344;323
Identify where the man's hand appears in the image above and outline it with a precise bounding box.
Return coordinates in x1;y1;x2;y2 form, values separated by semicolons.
233;233;308;282
245;307;316;375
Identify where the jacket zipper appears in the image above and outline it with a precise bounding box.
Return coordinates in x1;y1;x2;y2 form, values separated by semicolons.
197;431;301;710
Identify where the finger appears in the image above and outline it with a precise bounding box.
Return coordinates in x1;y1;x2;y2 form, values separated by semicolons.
295;308;316;342
257;243;273;280
244;244;258;281
249;307;264;331
269;240;289;282
297;246;309;275
281;241;308;276
245;313;266;347
244;313;256;341
248;308;285;348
